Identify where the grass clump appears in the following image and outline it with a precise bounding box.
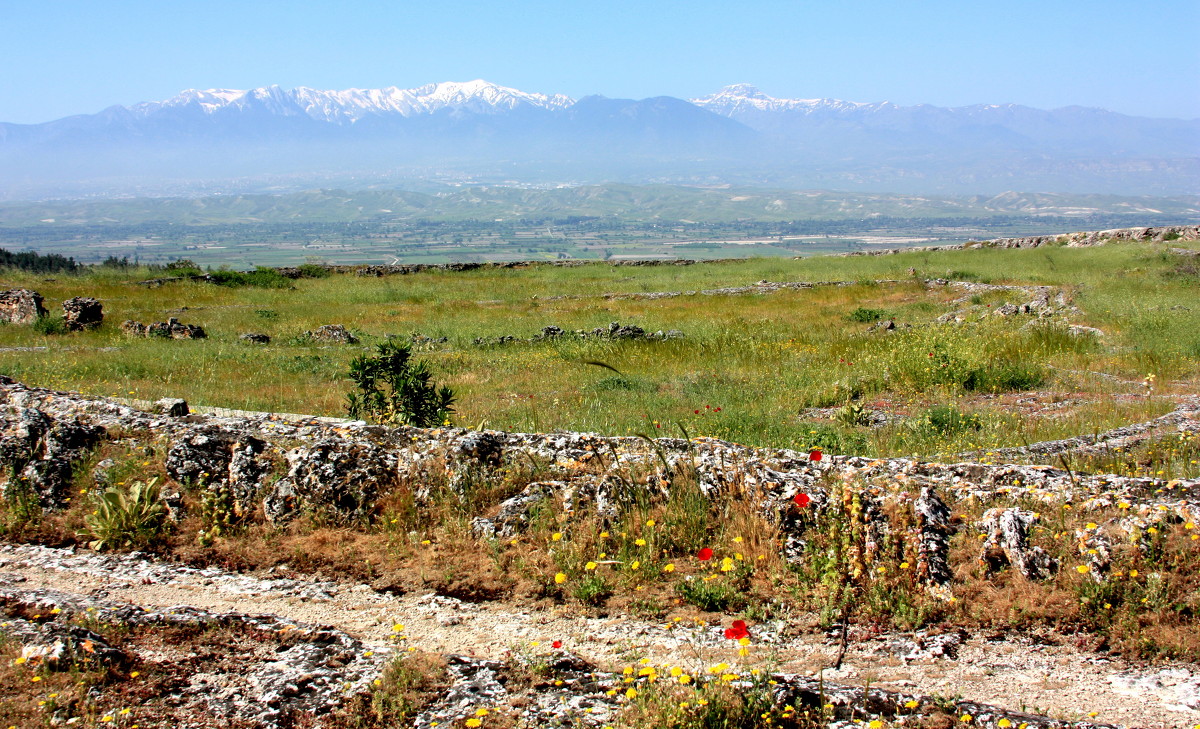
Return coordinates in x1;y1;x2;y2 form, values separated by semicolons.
327;652;449;729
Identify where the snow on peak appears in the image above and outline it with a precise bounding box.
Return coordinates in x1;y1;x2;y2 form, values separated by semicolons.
137;81;576;123
692;85;875;115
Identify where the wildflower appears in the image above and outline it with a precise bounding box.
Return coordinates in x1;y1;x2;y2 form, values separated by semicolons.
960;714;972;723
809;449;822;461
551;532;563;541
724;620;750;640
733;536;743;543
1129;569;1139;577
585;561;598;571
793;493;811;508
998;720;1012;728
697;547;713;561
663;563;675;572
635;538;646;547
552;640;562;649
466;720;482;728
678;673;692;684
600;531;609;538
630;560;640;570
720;558;734;572
646;519;655;526
870;722;883;729
626;688;638;699
554;572;566;584
905;700;919;709
1076;565;1090;574
475;708;489;717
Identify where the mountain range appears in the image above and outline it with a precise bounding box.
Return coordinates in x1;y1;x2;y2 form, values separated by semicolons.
1;80;1197;199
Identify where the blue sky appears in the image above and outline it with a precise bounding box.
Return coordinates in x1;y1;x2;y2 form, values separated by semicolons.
2;0;1197;124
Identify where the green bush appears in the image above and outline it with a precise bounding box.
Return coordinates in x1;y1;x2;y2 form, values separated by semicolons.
208;267;291;289
847;307;888;322
32;316;67;335
346;339;456;427
82;477;167;551
296;263;332;278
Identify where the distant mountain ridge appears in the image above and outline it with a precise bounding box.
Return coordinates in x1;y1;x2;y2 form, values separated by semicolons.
1;80;1196;199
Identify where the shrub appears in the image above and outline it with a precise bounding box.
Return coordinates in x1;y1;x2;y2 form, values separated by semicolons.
82;477;167;551
914;405;982;436
207;267;291;288
847;307;887;322
32;316;67;335
346;339;455;427
296;263;332;278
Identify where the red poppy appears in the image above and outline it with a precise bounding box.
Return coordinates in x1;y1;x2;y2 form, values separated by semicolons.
552;640;563;649
724;620;750;640
793;493;811;508
697;547;713;561
809;449;822;462
694;409;700;414
714;407;721;412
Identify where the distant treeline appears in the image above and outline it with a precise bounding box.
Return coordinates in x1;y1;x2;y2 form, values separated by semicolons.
0;246;79;273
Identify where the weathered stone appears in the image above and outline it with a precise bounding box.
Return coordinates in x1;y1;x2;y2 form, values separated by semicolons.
915;486;953;586
0;289;47;325
239;332;271;344
304;324;357;344
154;398;189;416
165;426;270;509
0;408;104;509
123;318;206;339
120;319;148;336
979;508;1059;580
264;439;395;525
61;296;103;331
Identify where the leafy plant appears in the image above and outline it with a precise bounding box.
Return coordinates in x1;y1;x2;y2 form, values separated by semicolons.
346;339;455;427
847;307;888;322
32;315;67;335
82;477;167;551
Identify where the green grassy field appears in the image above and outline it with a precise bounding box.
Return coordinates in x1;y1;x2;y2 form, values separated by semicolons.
1;239;1198;475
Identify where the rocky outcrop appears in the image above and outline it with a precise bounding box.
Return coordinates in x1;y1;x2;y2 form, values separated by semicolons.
121;317;207;339
264;439;396;525
0;288;47;325
0;407;104;509
239;332;271;344
473;321;682;346
979;508;1060;581
303;324;357;344
61;296;103;330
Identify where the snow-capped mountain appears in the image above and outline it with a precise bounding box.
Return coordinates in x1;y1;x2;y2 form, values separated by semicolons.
133;80;576;124
692;83;886;116
1;80;1196;198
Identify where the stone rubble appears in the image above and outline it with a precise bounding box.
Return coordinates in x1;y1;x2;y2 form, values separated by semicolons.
121;317;207;339
61;296;103;330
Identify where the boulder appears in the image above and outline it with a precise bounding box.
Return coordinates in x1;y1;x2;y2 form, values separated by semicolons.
239;332;271;344
304;324;357;344
0;289;47;325
154;398;190;417
61;297;103;331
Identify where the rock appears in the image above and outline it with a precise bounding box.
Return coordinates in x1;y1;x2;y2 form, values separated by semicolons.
154;398;189;417
264;440;396;525
0;289;47;325
915;487;953;586
979;508;1059;580
7;620;127;671
121;319;148;336
1068;324;1105;337
0;408;104;509
61;297;103;331
123;318;206;339
165;427;271;510
239;332;271;344
304;324;357;344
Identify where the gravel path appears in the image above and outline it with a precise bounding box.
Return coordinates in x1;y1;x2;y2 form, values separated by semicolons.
3;544;1198;728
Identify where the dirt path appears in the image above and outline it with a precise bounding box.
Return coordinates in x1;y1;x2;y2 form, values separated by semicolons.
3;544;1198;728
